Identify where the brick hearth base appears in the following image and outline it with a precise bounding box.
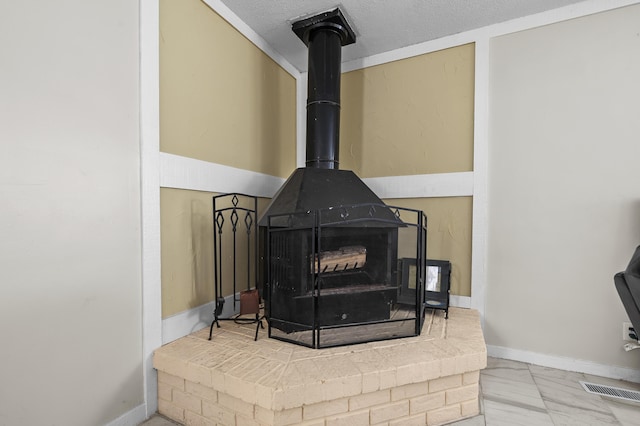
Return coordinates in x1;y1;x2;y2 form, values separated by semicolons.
153;307;486;426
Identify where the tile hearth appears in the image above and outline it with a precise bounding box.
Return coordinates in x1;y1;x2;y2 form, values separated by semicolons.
153;307;487;425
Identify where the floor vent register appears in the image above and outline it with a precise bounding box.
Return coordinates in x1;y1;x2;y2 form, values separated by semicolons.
580;381;640;403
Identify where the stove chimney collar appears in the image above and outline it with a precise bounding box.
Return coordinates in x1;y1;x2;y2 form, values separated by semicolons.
292;8;356;47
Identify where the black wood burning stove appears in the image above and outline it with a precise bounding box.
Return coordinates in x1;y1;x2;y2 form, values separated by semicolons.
258;9;427;348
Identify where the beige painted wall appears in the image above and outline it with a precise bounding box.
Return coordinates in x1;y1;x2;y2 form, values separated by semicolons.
386;198;473;296
161;188;216;317
161;188;269;317
0;1;142;424
160;0;296;178
159;0;297;317
339;45;475;297
487;4;640;370
340;44;475;177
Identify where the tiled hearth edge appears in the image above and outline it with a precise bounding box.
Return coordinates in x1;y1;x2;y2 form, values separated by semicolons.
153;307;487;426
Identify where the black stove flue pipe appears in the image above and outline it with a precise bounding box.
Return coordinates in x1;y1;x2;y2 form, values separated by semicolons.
292;9;356;169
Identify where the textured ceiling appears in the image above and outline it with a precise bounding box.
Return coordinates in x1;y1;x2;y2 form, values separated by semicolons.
217;0;586;72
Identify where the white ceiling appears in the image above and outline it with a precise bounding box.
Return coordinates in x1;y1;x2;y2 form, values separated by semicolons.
217;0;587;72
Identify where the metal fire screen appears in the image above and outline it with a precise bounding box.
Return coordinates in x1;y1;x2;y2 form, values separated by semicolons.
266;203;427;348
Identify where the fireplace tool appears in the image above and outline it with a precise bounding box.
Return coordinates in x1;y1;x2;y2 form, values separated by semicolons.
208;193;264;341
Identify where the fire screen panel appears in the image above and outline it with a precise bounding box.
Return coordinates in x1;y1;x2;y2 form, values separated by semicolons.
266;204;427;348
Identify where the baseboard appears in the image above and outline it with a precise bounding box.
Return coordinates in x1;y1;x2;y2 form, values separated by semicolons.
162;294;241;344
487;344;640;384
450;295;471;308
104;403;147;426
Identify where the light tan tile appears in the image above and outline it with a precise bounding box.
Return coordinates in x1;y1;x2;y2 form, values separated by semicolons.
389;412;427;426
302;397;349;420
236;414;261;426
201;400;236;425
218;392;255;417
325;409;370;426
184;410;217;426
173;388;202;414
186;380;217;403
429;374;462;393
370;400;410;424
446;384;479;405
158;399;185;423
158;371;186;391
349;389;391;410
254;405;302;426
426;404;461;426
391;381;429;401
460;398;480;418
463;371;480;385
158;381;174;402
410;391;445;414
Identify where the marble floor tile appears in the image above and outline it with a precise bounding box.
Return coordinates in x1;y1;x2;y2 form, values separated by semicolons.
481;359;547;410
605;399;640;426
483;358;536;384
529;364;621;425
582;372;640;425
583;373;640;392
483;399;555;426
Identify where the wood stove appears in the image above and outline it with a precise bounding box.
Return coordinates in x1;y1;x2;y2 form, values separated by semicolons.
258;9;427;348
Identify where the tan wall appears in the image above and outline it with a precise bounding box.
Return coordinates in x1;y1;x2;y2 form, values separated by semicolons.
340;44;475;177
387;197;472;297
339;44;475;297
161;188;215;317
160;0;296;178
161;188;269;317
160;0;297;317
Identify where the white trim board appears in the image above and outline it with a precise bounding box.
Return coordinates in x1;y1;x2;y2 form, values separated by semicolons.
104;403;147;426
450;295;471;309
160;152;285;197
139;0;161;420
488;345;640;384
470;38;489;320
364;172;473;199
160;152;472;200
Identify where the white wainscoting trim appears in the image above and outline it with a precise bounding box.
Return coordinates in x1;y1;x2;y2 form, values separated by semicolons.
140;0;161;418
450;295;471;309
160;152;285;197
363;172;473;199
470;38;489;322
162;293;242;345
104;403;147;426
487;344;640;384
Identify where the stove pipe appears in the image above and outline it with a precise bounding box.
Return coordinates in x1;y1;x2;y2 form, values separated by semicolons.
293;9;356;169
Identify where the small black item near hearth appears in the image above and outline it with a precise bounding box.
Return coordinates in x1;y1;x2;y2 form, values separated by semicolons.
398;258;450;318
208;193;264;341
424;259;451;319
